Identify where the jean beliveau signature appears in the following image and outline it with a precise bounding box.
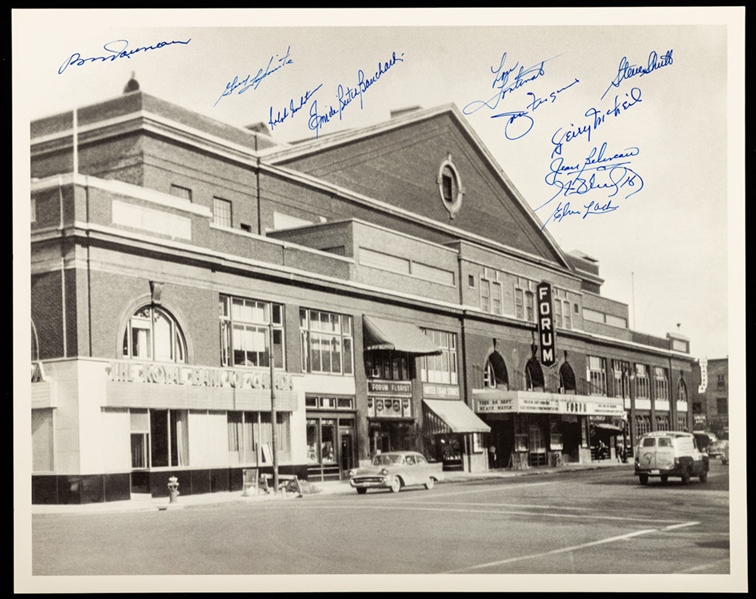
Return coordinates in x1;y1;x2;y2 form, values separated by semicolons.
537;142;644;229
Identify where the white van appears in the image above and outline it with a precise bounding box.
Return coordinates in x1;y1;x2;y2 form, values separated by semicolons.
634;431;710;485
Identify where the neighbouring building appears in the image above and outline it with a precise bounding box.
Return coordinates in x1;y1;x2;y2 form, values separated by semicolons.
692;357;729;438
29;78;697;504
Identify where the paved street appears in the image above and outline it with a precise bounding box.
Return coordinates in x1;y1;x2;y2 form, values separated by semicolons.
32;462;732;579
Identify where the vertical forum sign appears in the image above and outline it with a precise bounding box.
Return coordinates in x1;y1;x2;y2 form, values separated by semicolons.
537;282;556;366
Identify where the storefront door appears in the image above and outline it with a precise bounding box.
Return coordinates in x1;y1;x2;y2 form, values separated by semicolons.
307;415;356;482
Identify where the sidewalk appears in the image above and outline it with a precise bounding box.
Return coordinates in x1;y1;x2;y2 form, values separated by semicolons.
30;460;632;515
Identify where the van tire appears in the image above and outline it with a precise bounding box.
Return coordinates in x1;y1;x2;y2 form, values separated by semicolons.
699;471;708;483
639;474;649;485
660;476;668;484
681;470;691;485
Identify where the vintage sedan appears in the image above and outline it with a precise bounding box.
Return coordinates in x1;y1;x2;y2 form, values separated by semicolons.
348;451;444;494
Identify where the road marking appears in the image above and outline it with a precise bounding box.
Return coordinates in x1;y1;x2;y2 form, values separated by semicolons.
391;481;555;501
289;502;687;525
663;521;701;531
445;528;661;573
675;558;730;574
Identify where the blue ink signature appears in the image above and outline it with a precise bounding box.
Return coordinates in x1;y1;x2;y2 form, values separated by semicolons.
546;199;620;226
536;142;644;229
550;87;643;159
214;46;293;107
307;51;404;138
58;38;191;75
490;77;580;140
268;84;323;130
601;50;673;100
462;52;560;116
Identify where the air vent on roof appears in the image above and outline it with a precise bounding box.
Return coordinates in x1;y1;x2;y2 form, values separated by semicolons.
245;122;270;135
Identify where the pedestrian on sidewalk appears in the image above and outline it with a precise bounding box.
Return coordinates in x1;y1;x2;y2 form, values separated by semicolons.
488;444;497;469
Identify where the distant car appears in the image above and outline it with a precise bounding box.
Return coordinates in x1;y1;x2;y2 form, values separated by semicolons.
720;441;729;465
634;431;709;485
348;451;444;494
706;440;728;458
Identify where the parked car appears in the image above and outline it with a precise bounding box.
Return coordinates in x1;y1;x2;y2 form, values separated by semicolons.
348;451;444;494
706;440;728;458
720;440;729;465
634;431;709;485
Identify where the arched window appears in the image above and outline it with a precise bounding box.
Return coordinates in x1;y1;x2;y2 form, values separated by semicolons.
122;305;186;363
525;358;544;391
559;362;576;393
677;378;688;402
484;351;509;390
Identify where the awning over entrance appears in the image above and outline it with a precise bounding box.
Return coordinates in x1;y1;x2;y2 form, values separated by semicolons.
363;316;442;356
593;423;623;434
423;399;491;434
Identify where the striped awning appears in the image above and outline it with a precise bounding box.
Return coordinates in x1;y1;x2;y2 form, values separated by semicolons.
363;316;442;356
423;399;491;434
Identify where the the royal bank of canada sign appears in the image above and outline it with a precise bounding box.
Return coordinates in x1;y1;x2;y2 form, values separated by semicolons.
537;282;556;367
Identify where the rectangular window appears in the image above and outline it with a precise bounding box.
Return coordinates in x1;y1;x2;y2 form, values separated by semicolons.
420;329;458;385
219;295;285;369
562;300;571;329
515;288;524;320
480;278;490;313
554;300;562;328
654;366;669;400
300;308;354;375
366;351;408;381
468;275;476;288
716;397;728;414
491;281;502;315
170;184;192;202
635;364;650;399
716;374;726;389
150;409;189;468
587;356;607;396
612;360;630;398
605;314;628;328
213;197;233;228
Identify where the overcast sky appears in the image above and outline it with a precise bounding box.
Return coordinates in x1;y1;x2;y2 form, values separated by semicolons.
14;9;744;361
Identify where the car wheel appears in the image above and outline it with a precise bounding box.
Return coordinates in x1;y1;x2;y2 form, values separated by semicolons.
639;474;649;485
390;476;402;493
699;471;708;483
425;477;435;490
660;476;668;484
681;470;691;485
356;488;367;494
722;459;728;465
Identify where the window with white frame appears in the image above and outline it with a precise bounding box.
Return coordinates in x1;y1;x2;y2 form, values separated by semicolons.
654;366;669;400
420;329;458;385
612;360;630;398
300;308;354;375
213;197;233;228
634;364;650;399
587;356;607;396
122;305;186;363
365;350;409;380
130;408;189;468
219;295;284;369
170;184;192;202
227;410;291;464
479;271;502;315
515;278;535;322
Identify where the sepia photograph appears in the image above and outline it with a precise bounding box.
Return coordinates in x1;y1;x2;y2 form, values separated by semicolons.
14;8;746;593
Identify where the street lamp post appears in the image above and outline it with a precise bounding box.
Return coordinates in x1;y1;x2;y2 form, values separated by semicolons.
269;321;279;494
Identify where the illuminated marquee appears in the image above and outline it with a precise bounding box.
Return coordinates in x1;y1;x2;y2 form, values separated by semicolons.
537;282;556;367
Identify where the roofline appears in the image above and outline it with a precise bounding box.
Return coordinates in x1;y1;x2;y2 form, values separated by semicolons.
261;102;576;273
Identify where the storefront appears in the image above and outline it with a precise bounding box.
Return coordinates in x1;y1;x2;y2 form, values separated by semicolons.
474;390;625;467
422;396;490;472
305;395;357;482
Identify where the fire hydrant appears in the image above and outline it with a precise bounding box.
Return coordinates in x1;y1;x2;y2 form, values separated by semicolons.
167;476;180;504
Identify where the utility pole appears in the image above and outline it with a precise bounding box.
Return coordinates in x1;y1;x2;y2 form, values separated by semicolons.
269;321;279;494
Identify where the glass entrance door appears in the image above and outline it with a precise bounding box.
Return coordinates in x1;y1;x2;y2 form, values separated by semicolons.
307;415;356;482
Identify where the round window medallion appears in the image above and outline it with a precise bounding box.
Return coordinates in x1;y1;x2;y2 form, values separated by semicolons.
437;153;464;219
